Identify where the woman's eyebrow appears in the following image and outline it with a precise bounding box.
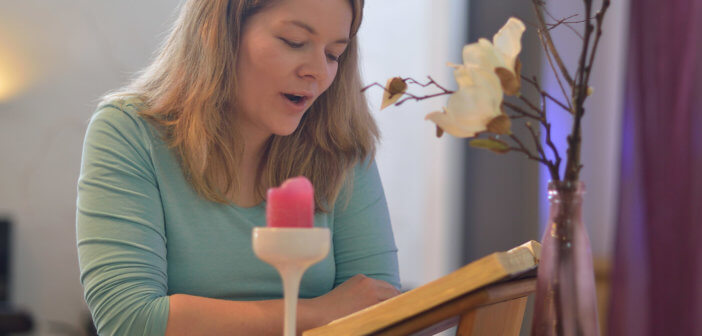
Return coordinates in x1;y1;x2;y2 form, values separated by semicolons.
283;19;350;45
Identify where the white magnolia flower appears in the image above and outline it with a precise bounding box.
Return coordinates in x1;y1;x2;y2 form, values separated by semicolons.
462;17;525;95
425;66;503;138
424;17;524;138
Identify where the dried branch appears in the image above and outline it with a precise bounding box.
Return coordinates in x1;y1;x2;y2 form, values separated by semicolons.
544;9;584;39
532;1;575;87
536;29;574;112
526;119;560;181
506;135;559;181
575;0;594;97
521;75;572;112
562;0;594;182
405;76;452;92
545;13;584;40
503;91;560;182
506;134;547;164
503;101;542;120
393;76;456;105
361;77;455;107
395;91;452;106
361;82;391;94
543;122;562;180
584;0;611;90
518;95;546;117
532;74;562;175
526;122;548;162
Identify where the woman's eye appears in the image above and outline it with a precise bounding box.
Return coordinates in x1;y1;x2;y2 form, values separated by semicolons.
326;54;340;62
279;37;340;63
280;38;304;48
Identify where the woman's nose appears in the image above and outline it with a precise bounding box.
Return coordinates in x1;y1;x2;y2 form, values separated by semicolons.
298;50;329;83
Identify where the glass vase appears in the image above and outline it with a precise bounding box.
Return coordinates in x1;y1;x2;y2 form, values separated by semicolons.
531;181;599;336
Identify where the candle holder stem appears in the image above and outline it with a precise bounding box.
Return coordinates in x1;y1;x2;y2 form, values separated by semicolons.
281;266;304;336
252;228;330;336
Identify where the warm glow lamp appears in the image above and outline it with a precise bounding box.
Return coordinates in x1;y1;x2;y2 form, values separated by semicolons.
0;52;33;102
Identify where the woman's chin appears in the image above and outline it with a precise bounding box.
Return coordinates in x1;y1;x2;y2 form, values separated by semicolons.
272;123;302;137
271;116;306;137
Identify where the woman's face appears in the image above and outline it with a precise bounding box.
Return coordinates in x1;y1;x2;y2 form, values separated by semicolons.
235;0;352;141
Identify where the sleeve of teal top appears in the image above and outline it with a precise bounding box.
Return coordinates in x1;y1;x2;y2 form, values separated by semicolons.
332;160;401;289
76;104;169;336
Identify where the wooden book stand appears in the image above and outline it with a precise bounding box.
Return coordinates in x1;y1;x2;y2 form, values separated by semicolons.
304;241;541;336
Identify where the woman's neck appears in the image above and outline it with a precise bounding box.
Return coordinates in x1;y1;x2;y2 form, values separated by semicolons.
228;132;270;207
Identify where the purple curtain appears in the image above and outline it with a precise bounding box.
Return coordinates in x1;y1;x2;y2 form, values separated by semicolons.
609;0;702;335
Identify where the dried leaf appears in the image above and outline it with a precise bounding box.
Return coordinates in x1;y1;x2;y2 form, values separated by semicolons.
381;77;407;110
495;66;520;96
388;77;407;94
436;125;444;138
514;58;522;79
469;138;510;154
486;114;512;135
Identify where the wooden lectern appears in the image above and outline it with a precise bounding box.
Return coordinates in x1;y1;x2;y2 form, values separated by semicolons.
304;241;541;336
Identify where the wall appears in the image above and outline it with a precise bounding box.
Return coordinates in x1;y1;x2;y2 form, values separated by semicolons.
462;0;543;264
0;1;183;334
359;0;466;290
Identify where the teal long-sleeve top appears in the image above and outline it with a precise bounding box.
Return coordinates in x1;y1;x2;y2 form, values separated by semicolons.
76;98;400;336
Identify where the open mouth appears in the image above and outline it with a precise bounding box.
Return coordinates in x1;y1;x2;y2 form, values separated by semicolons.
283;93;308;105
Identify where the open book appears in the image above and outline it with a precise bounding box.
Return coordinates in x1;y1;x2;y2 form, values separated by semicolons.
303;240;541;336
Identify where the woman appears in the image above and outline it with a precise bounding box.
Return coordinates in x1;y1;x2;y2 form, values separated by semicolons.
76;0;401;335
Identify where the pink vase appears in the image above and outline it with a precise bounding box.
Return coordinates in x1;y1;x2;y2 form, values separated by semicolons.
531;181;600;336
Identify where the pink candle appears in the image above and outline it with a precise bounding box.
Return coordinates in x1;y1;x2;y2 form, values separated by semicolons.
266;176;314;228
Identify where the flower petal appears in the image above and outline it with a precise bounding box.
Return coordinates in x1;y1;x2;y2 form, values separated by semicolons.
465;66;503;99
425;110;480;138
453;65;474;88
493;17;525;72
447;87;501;123
462;39;502;69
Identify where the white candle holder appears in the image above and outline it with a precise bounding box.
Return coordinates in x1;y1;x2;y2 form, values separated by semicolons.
252;227;330;336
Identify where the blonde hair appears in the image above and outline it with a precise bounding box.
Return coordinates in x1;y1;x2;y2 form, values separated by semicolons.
104;0;376;212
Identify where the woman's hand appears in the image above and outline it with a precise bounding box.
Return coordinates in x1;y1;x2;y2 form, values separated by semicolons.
309;274;401;326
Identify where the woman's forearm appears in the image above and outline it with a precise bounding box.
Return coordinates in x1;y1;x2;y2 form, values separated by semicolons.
165;274;400;335
165;294;322;336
